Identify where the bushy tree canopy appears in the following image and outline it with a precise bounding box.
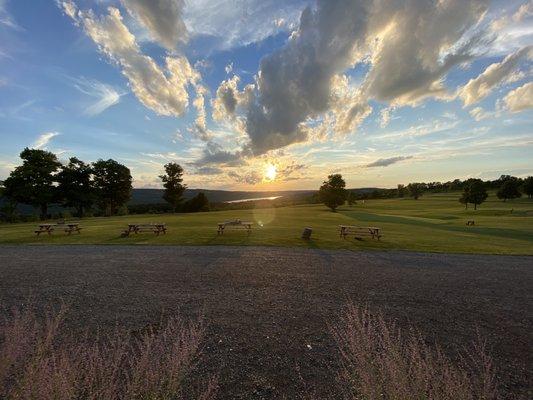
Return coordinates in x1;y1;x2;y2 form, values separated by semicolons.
57;157;94;217
319;174;347;211
497;177;521;202
459;179;488;210
92;159;132;216
2;148;61;219
159;163;186;212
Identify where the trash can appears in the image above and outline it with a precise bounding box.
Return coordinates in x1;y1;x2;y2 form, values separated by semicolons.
301;227;312;240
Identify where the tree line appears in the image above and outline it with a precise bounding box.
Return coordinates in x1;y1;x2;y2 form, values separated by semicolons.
0;149;208;221
317;174;533;211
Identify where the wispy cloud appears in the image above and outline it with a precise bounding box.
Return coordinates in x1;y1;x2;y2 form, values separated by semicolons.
71;77;124;116
32;132;60;149
0;0;21;30
365;156;413;168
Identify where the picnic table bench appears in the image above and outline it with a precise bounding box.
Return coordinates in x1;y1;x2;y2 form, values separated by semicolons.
217;219;253;235
35;222;82;236
339;225;382;240
122;223;167;237
35;223;55;236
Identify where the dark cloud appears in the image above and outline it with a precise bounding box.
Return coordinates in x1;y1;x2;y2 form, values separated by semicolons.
228;170;262;185
121;0;188;51
194;166;223;175
365;156;413;168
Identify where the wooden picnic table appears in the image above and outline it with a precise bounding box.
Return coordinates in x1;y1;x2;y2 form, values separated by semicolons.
35;222;82;235
123;223;167;236
35;223;56;236
339;225;381;240
64;223;82;235
217;220;253;235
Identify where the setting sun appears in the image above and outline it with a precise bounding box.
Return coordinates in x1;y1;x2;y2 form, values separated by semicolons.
265;164;277;181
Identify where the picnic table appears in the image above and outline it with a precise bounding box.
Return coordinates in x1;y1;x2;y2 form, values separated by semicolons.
217;219;253;235
339;225;382;240
35;222;82;236
123;223;167;236
35;223;55;236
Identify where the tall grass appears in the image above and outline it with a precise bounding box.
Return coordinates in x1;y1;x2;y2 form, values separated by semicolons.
332;304;498;400
0;304;217;400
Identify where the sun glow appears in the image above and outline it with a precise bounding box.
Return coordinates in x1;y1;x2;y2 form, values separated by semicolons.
264;163;277;181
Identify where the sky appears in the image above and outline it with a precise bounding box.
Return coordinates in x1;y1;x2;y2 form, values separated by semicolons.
0;0;532;190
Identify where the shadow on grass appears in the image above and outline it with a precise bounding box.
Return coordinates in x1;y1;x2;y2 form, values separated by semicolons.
339;211;533;241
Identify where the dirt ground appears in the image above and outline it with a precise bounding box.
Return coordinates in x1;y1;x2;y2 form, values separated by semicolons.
0;245;531;399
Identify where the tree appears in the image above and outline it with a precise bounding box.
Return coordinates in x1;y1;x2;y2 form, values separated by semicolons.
57;157;94;217
319;174;347;211
460;179;488;210
397;184;407;198
347;191;357;206
522;176;533;199
92;159;132;216
183;192;209;212
2;148;61;219
407;183;424;200
497;177;521;202
159;163;186;212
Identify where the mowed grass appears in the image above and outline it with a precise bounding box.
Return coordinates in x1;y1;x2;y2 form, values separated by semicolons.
0;192;532;254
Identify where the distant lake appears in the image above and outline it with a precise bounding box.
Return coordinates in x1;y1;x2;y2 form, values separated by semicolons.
225;196;282;204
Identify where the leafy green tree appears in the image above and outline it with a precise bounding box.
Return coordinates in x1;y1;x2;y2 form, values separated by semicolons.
57;157;94;217
407;183;424;200
522;176;533;199
319;174;347;211
92;159;132;216
347;191;357;206
2;148;61;219
497;177;521;202
460;179;488;210
183;192;209;212
159;163;186;212
397;184;407;198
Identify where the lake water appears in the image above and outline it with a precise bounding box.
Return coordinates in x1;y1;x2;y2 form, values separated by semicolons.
225;196;282;204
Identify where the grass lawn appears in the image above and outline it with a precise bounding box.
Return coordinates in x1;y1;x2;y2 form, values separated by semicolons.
1;192;532;254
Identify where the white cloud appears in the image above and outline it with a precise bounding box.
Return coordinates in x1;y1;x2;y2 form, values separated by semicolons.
32;132;60;149
214;0;490;158
469;106;491;121
502;81;533;112
60;1;200;118
121;0;187;51
71;77;124;116
457;46;532;106
0;0;21;30
183;0;310;51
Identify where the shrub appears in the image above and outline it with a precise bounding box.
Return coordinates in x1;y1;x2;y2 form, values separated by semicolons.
0;304;217;400
332;304;498;400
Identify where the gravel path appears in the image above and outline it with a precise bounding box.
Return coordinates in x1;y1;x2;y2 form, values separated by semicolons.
0;245;531;399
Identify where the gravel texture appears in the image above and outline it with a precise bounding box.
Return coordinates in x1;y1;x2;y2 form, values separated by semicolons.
0;245;531;399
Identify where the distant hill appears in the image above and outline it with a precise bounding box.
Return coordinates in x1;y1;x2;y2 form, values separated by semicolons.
1;187;381;215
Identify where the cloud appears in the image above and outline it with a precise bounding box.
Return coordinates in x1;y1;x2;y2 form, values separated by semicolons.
363;1;488;106
227;170;262;185
218;0;489;157
32;132;60;149
0;0;21;30
59;1;200;118
457;46;532;106
121;0;187;51
184;0;310;51
469;106;491;121
195;166;223;175
192;141;246;167
502;82;533;112
365;156;413;168
71;77;124;116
